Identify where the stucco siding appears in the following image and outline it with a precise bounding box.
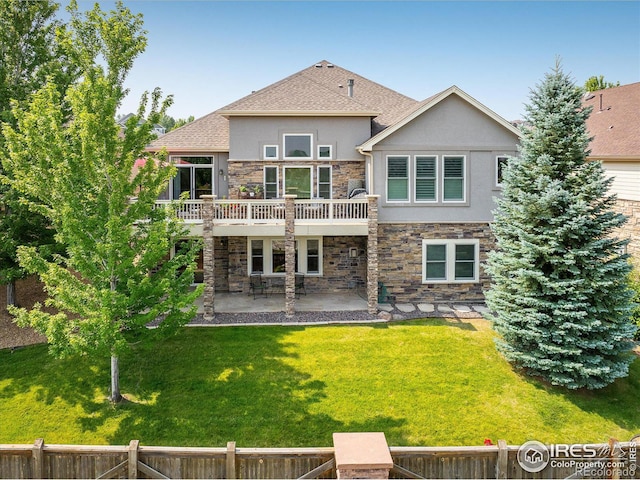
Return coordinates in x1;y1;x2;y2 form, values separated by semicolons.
229;116;370;161
374;94;519;149
368;95;518;222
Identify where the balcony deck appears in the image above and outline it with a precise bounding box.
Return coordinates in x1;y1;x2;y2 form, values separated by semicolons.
155;198;369;235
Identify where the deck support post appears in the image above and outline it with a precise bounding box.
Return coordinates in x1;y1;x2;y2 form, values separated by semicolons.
284;195;297;318
366;195;380;315
201;195;216;321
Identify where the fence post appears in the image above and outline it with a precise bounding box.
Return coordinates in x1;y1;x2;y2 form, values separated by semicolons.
496;440;508;480
609;438;620;480
128;440;139;479
226;441;236;479
32;438;44;479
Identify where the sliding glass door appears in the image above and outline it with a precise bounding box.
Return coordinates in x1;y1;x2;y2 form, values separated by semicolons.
172;156;214;199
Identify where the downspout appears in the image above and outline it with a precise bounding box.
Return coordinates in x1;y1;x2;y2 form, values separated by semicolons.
357;146;374;194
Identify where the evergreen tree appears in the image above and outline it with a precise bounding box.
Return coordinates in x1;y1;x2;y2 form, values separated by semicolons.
1;1;201;402
485;62;637;390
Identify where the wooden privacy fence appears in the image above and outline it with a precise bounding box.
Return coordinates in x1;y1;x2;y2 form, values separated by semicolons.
0;438;637;479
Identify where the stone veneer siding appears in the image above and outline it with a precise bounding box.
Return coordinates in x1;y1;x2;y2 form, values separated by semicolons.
614;199;640;264
222;235;367;294
377;223;495;303
227;160;365;199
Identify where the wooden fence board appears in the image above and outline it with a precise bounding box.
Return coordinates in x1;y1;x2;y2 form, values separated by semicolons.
1;439;637;479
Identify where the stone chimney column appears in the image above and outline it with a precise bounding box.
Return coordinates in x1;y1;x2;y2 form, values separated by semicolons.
201;195;216;321
366;195;380;315
284;195;297;318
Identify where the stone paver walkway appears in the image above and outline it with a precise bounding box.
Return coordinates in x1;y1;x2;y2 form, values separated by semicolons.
187;302;490;327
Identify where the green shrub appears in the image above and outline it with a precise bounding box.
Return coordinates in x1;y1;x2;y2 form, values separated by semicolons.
630;267;640;340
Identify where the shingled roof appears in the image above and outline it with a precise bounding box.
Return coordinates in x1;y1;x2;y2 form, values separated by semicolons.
583;82;640;159
148;60;420;152
147;111;229;152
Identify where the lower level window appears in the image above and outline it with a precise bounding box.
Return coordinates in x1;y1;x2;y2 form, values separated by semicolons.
249;237;322;275
422;239;479;283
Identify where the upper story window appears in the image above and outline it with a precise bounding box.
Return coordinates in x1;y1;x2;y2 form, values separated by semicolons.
385;155;468;205
284;134;312;159
264;145;278;160
442;156;465;202
318;145;332;159
415;156;437;202
387;156;410;202
264;166;279;199
496;155;509;187
170;156;214;200
317;166;332;199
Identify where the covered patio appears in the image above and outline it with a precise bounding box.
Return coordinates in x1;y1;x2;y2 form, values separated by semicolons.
194;291;368;314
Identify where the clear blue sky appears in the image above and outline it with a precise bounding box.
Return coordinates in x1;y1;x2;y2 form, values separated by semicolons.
78;1;640;122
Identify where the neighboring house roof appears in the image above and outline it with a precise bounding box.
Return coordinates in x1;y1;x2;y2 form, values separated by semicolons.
357;85;522;152
583;82;640;160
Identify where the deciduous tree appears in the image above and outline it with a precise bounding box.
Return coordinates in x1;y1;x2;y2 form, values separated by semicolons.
0;0;73;307
1;1;201;402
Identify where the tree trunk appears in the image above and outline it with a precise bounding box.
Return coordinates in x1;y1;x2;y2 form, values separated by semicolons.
6;281;16;307
109;355;123;403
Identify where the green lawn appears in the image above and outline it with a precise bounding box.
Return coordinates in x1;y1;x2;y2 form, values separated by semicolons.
0;318;638;447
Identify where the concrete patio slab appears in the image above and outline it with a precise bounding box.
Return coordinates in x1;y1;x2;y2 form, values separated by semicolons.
195;291;368;314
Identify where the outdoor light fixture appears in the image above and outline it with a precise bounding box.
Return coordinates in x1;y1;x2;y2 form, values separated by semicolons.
349;247;358;258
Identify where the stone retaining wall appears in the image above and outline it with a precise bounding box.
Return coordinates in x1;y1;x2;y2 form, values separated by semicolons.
377;223;495;303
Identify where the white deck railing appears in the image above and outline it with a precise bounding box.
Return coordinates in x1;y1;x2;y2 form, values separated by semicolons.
154;198;368;224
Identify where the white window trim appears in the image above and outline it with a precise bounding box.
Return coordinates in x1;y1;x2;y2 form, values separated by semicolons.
248;237;323;276
386;155;410;203
442;155;467;203
317;165;332;199
496;155;509;187
422;239;479;283
283;133;313;160
283;165;313;198
317;144;333;160
414;155;438;203
263;145;278;160
263;165;279;199
168;155;215;200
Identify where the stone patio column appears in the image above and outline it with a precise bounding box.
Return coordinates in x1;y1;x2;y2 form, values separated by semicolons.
333;432;393;479
201;195;216;321
284;194;297;318
366;195;380;315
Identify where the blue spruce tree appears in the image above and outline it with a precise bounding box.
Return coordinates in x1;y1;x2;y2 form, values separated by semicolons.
485;62;637;389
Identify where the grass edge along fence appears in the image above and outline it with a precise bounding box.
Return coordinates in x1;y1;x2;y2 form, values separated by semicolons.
0;438;638;479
